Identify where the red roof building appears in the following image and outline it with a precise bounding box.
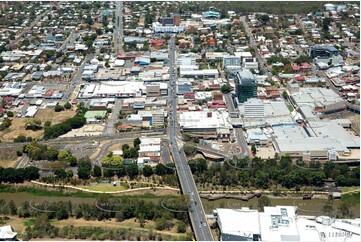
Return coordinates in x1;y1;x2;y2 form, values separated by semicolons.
150;39;166;49
208;38;216;45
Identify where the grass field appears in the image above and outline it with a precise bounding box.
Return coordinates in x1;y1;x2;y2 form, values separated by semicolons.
80;183;128;192
0;109;76;142
340;186;360;193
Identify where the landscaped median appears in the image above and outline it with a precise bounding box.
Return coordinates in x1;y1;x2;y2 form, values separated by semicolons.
30;180;180;194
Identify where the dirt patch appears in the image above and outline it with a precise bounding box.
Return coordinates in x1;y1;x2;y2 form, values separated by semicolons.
35;109;76;124
0;109;76;143
2;216;27;234
0;118;44;142
0;146;21;167
108;143;125;152
256;146;276;159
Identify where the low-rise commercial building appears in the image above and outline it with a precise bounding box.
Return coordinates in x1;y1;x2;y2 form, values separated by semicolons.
290;87;346;114
272;120;359;160
214;207;360;241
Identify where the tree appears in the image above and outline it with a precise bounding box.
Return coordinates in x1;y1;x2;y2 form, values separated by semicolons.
69;156;78;167
143;165;153;177
44;121;51;127
183;143;196;156
220;84;231;93
93;165;102;177
6;111;13;117
258;195;271;212
322;17;332;31
282;91;289;99
14;135;27;143
85;39;93;48
155;218;167;231
133;138;141;149
182;133;191;141
155;164;167;176
177;221;186;233
95;28;103;36
54;104;64;112
7;200;17;215
64;102;71;110
126;163;139;179
251;144;257;155
58;150;71;161
54;168;67;180
77;157;92;180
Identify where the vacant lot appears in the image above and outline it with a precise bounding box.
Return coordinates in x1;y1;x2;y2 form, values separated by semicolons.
0;109;75;142
0;146;20;167
35;109;76;124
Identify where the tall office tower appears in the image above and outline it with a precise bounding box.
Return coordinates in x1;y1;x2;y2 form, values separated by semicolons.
113;1;123;54
235;70;257;103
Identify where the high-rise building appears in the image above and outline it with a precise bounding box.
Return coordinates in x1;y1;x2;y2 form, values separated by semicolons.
235;70;257;103
113;1;123;54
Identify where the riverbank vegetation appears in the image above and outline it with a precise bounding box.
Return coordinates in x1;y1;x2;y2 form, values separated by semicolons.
191;156;360;190
0;195;192;240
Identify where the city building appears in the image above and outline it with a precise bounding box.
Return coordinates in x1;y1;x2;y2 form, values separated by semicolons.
223;55;241;67
179;69;219;79
152;22;184;33
240;99;294;128
84;110;107;124
158;14;181;26
137;137;161;166
272;120;360;160
235;70;257;103
78;82;144;99
202;11;220;19
310;46;339;59
214;207;360;241
290;87;346;114
179;110;232;137
0;82;25;97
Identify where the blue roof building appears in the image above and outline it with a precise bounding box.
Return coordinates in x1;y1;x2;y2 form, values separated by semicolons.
202;11;220;19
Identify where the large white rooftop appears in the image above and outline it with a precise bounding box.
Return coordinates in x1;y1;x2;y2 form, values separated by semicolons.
179;111;232;130
215;208;260;239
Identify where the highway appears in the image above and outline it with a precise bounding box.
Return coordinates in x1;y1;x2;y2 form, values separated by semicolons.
168;37;213;241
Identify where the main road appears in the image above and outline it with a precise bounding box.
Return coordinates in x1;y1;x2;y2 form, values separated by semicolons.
168;37;213;241
240;16;271;77
224;93;250;158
